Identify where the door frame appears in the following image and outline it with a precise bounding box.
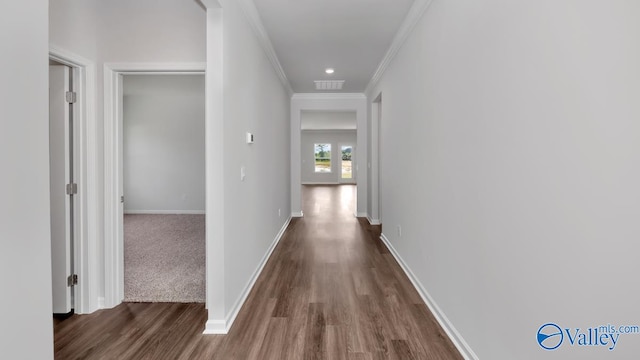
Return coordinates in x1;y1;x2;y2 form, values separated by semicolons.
369;93;382;225
49;46;100;314
103;62;206;308
291;94;368;218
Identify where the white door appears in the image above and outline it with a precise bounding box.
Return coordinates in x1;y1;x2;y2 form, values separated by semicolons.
49;65;74;314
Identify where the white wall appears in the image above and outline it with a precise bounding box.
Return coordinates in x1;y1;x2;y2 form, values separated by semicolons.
219;0;291;322
97;0;206;63
301;130;357;184
49;0;98;60
368;1;640;359
49;0;206;304
123;75;205;214
0;0;54;358
301;110;356;130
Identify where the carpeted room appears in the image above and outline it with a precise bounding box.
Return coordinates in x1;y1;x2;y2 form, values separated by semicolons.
122;74;206;303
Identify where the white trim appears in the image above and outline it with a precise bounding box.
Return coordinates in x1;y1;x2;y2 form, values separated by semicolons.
356;212;368;218
367;217;381;226
103;62;207;310
235;0;293;96
103;65;123;308
103;62;206;73
203;320;227;334
369;95;381;229
292;93;366;101
202;5;226;328
124;210;206;215
204;216;292;334
379;233;479;360
49;45;100;314
364;0;434;96
97;297;105;309
303;128;358;132
291;211;304;218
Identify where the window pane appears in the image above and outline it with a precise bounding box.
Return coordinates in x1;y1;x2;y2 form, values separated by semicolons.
314;143;331;173
341;145;352;179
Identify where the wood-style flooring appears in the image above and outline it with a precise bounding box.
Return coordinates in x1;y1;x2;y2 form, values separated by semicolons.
54;185;462;359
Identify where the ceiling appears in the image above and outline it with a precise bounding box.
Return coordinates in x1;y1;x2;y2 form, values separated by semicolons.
301;110;357;130
252;0;415;93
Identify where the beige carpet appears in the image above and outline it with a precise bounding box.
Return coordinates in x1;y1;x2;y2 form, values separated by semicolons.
124;214;205;303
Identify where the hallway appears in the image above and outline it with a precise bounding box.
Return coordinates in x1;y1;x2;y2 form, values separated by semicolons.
54;185;461;359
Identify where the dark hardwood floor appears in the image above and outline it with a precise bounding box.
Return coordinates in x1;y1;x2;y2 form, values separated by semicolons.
54;185;462;359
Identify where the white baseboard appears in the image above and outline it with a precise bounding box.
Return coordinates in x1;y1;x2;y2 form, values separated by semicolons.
124;210;206;215
203;319;227;334
291;211;304;218
379;233;478;360
356;212;368;218
204;216;292;335
367;216;381;225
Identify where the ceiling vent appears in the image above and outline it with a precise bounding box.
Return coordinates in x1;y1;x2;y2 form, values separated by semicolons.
314;80;345;91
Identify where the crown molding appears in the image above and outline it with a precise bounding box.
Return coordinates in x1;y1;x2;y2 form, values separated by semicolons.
365;0;434;96
236;0;294;96
291;93;366;101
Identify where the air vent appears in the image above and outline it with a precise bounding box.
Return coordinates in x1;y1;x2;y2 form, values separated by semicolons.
314;80;345;91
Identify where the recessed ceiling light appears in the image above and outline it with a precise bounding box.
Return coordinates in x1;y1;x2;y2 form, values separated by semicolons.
325;68;335;74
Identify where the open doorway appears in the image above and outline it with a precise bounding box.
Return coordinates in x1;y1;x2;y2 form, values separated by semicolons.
104;63;206;309
121;74;206;303
290;94;368;218
300;110;357;209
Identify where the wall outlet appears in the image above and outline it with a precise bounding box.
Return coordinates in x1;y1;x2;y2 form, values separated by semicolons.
397;225;402;237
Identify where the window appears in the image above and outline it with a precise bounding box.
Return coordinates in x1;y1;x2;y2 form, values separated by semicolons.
341;145;352;179
314;143;331;173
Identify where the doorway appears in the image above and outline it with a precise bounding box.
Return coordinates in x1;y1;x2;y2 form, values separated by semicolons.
121;74;206;302
290;95;368;218
103;64;206;307
300;110;357;212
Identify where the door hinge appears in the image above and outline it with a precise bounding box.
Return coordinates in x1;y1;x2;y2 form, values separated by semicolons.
121;195;125;203
67;274;78;287
65;91;77;104
66;183;78;195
